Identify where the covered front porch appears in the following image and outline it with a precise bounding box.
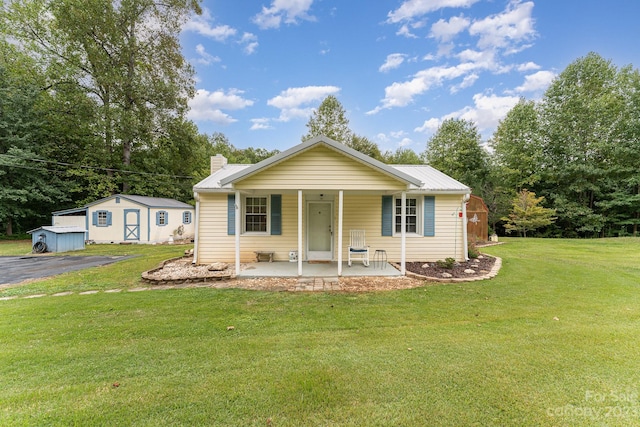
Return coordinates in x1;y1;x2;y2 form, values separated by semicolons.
237;260;401;278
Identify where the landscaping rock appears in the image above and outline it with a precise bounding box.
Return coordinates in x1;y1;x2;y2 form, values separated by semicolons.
441;272;453;278
208;262;229;271
464;269;476;274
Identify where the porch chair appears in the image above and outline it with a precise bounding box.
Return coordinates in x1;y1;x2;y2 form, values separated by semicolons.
348;229;370;267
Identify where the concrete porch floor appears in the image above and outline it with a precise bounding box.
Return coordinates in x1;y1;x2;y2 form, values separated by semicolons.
237;261;401;278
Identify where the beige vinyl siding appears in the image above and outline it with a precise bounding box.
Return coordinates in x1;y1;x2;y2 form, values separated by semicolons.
340;194;467;262
197;192;466;264
197;193;302;264
234;145;407;191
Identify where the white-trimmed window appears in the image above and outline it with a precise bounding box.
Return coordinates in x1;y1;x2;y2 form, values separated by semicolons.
182;211;192;224
244;196;268;233
97;210;109;227
156;211;168;226
394;197;420;235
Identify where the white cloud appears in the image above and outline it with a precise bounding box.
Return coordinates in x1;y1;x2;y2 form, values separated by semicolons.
368;62;483;113
183;9;237;41
194;44;221;66
252;0;316;30
239;32;259;55
267;85;340;121
396;24;418;38
398;137;413;147
188;88;254;124
429;15;470;42
415;93;520;137
453;93;520;132
450;73;479;93
414;118;441;134
517;61;541;72
469;1;536;52
387;0;479;23
379;53;407;73
250;118;273;130
514;70;556;93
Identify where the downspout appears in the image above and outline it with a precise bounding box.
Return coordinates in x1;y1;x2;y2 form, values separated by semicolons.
298;190;303;276
401;191;406;275
235;190;241;277
192;192;200;264
338;190;343;276
462;193;470;261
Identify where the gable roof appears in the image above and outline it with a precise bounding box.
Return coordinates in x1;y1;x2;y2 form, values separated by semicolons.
219;136;423;187
193;136;471;194
86;194;193;209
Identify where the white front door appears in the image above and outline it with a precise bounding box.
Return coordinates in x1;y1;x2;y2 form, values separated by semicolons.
307;202;333;260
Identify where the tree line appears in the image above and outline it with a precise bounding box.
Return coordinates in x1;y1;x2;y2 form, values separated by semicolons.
303;53;640;238
1;1;637;238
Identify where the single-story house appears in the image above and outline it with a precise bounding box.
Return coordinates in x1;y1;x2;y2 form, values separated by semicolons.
52;195;195;244
192;136;471;276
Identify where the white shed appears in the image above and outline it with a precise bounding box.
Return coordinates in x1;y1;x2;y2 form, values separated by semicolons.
52;195;195;244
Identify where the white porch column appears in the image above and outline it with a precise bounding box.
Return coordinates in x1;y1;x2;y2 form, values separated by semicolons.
235;190;241;276
193;193;200;264
297;190;303;276
462;194;470;260
337;190;343;276
401;191;406;275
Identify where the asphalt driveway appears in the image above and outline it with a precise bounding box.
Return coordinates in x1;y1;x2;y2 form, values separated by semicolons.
0;255;133;285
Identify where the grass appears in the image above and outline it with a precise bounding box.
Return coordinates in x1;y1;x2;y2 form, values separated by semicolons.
1;238;640;426
0;242;188;297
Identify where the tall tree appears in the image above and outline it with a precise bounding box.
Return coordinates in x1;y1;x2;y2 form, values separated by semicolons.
538;52;621;236
347;134;383;161
4;0;202;193
423;118;489;193
302;95;352;144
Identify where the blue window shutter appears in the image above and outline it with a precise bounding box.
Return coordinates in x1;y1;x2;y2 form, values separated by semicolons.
92;212;98;226
227;194;235;235
381;195;393;236
106;211;112;227
156;211;160;226
271;195;282;235
424;196;435;237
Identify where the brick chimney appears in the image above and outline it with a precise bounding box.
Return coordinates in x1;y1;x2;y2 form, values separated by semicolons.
210;154;228;174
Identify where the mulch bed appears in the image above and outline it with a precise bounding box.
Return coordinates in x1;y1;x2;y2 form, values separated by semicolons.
405;255;496;279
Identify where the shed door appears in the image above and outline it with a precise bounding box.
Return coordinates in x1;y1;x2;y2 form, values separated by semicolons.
124;209;140;241
307;202;333;260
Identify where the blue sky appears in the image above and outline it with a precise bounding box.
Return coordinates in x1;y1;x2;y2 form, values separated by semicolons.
180;0;640;153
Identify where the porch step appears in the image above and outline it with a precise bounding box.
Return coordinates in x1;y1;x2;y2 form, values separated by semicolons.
294;277;341;292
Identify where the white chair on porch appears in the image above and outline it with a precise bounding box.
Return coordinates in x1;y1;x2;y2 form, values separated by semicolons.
348;229;370;267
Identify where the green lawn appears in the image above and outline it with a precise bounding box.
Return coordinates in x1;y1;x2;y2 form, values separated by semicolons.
1;238;639;426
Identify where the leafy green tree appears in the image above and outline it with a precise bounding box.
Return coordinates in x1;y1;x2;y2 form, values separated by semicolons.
383;147;422;164
423;118;489;193
490;99;542;192
538;52;621;236
4;0;202;193
347;135;383;161
302;95;352;144
502;190;556;237
0;65;69;234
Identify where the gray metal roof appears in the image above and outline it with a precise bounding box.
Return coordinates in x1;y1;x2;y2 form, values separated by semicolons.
28;226;87;234
193;164;251;191
392;165;470;193
85;194;194;209
218;136;424;187
194;158;470;194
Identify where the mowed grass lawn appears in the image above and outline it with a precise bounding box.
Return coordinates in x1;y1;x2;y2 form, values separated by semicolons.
1;239;639;426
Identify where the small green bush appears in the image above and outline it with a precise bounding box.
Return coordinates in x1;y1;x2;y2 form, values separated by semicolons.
436;257;456;269
468;242;480;258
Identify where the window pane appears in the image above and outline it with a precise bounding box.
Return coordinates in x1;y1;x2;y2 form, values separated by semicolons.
98;211;107;226
245;197;267;232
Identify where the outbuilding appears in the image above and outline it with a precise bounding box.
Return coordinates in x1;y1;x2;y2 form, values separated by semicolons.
52;194;195;244
27;226;87;253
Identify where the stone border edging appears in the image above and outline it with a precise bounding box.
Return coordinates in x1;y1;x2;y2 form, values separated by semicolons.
392;255;502;283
